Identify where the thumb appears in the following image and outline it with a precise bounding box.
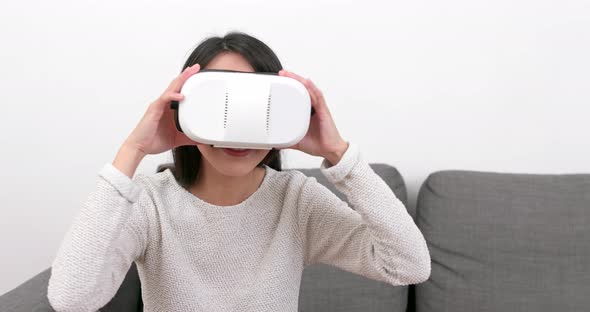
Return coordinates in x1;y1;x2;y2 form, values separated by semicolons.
279;142;300;152
174;133;200;148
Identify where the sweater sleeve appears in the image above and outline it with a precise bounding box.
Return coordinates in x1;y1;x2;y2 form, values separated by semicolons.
47;163;151;312
298;141;431;285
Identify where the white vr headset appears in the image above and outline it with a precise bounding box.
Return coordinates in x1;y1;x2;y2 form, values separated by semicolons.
170;69;313;150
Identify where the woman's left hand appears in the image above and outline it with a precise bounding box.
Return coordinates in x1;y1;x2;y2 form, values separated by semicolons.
278;70;349;166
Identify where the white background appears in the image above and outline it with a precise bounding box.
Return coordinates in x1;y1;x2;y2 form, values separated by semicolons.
1;0;588;295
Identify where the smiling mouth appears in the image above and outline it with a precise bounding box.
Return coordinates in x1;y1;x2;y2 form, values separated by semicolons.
222;148;252;156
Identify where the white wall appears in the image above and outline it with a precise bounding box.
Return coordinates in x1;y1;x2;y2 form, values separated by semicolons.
1;0;588;295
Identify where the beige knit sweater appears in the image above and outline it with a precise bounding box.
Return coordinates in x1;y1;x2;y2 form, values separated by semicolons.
47;141;431;311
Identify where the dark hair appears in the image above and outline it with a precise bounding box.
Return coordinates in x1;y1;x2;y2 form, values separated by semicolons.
171;31;283;188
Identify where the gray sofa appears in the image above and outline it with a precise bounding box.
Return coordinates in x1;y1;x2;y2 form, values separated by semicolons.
1;164;588;311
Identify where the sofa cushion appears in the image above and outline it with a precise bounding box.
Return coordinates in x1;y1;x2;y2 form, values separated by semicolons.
415;170;590;311
296;163;410;312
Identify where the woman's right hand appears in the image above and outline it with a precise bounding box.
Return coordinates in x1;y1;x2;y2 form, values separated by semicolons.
113;63;202;178
126;63;202;155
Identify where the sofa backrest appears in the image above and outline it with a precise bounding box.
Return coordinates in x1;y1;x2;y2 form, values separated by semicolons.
414;170;590;311
0;263;141;312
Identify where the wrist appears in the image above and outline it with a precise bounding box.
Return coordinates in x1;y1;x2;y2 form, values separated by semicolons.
123;140;147;158
324;141;349;167
113;142;146;178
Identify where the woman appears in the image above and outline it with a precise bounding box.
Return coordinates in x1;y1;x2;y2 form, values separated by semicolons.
47;31;431;312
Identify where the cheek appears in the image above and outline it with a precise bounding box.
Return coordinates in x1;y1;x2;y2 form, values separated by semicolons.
257;150;271;159
197;145;217;158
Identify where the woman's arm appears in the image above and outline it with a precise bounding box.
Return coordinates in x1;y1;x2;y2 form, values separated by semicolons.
47;146;151;312
298;141;431;285
47;64;200;311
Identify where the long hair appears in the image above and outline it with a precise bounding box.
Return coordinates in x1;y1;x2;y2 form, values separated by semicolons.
171;32;283;188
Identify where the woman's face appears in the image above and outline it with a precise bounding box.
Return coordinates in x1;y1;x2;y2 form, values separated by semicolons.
195;52;271;177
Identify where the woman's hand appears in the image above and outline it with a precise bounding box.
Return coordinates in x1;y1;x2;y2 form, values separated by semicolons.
278;70;349;166
114;64;202;178
125;63;202;155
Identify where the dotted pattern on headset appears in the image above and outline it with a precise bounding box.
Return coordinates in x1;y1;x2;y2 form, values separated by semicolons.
224;91;228;129
266;92;272;133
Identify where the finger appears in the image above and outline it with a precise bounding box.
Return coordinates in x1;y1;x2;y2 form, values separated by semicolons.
280;70;320;113
166;66;192;92
162;92;185;103
174;132;198;148
152;92;185;111
278;142;299;152
168;63;201;93
280;70;307;84
176;63;201;91
306;79;329;114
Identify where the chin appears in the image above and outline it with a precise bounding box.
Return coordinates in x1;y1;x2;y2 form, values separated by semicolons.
198;145;268;176
213;162;259;177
